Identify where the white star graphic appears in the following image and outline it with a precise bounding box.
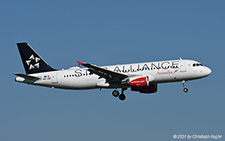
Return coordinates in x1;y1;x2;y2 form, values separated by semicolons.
26;54;40;70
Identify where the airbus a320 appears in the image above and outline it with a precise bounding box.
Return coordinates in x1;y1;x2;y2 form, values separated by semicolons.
14;43;212;101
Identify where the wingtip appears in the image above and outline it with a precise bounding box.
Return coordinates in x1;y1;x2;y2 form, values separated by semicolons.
77;61;83;66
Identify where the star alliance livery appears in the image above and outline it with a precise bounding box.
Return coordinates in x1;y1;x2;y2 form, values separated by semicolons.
15;43;212;101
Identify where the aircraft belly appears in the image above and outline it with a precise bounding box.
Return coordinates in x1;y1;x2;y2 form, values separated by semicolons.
57;75;100;89
155;75;174;83
73;78;99;89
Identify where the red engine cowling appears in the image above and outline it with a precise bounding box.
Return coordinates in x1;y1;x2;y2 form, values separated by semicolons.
131;84;157;94
129;77;148;87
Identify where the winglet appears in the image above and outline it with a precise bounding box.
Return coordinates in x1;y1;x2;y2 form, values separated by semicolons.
77;61;83;67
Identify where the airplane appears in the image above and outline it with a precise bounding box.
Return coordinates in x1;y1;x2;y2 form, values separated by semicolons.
14;42;212;101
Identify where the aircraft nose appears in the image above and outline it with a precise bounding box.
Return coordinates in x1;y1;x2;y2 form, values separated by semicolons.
204;67;212;76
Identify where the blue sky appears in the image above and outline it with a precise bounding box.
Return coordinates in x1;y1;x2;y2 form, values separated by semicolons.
0;0;224;140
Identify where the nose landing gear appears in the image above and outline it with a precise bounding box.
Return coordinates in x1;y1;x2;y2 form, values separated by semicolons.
183;87;188;93
112;88;127;101
182;80;188;93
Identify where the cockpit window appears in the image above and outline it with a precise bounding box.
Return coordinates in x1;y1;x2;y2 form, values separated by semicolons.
193;63;203;67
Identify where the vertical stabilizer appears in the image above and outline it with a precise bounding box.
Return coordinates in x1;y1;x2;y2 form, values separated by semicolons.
17;42;55;74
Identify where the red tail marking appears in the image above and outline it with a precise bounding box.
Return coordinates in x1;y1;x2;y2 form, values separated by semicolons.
77;61;83;67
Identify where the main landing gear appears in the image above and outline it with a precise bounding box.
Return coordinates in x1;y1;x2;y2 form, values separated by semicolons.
112;89;119;97
182;80;188;93
112;88;127;101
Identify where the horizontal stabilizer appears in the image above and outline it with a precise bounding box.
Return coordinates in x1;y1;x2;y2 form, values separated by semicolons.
14;73;40;80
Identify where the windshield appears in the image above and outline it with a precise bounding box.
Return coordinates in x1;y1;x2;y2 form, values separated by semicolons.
193;63;203;67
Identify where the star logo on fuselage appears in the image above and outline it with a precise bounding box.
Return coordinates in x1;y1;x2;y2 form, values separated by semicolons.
26;54;40;70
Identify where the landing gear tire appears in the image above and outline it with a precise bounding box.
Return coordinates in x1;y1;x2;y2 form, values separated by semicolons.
183;88;188;93
119;94;126;101
112;90;119;97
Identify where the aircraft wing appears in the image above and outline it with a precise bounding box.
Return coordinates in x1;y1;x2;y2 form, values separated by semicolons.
77;61;128;83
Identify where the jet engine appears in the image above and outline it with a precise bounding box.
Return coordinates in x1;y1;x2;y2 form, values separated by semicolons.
121;75;157;94
121;75;157;93
129;76;149;87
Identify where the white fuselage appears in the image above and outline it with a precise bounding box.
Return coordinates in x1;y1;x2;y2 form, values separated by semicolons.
15;59;211;90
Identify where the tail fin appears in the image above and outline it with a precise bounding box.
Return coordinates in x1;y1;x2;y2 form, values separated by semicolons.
17;42;55;74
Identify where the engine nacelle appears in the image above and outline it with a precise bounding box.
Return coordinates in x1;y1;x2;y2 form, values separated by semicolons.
131;84;158;94
122;75;154;87
129;76;148;87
